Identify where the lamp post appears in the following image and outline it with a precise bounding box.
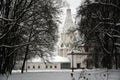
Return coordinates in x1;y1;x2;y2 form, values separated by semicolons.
71;51;74;72
68;51;75;72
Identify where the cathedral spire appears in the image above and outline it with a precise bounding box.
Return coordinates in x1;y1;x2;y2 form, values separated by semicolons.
63;5;74;33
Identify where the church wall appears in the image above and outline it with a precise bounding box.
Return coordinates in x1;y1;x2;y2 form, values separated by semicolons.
25;62;61;70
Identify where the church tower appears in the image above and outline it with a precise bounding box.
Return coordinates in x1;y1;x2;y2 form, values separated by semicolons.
57;5;87;69
58;7;75;57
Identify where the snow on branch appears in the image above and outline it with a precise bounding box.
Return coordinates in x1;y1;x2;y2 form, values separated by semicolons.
113;35;120;38
0;43;32;48
0;17;16;21
88;2;120;11
0;42;50;48
114;43;120;47
106;33;112;38
116;23;120;26
111;29;120;34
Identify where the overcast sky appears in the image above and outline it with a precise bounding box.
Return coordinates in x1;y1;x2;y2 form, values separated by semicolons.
66;0;82;15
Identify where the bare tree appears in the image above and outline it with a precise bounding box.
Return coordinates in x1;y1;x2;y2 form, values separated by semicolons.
21;0;62;73
76;0;120;69
0;0;62;74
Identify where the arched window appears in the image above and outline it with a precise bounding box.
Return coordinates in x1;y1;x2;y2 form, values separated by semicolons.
33;66;35;69
46;66;48;68
54;66;57;68
61;43;63;47
38;66;40;69
50;66;52;68
28;66;30;69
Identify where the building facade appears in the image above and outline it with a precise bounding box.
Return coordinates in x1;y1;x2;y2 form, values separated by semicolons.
25;55;71;70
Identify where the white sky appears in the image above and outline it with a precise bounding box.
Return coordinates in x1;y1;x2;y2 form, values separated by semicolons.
66;0;82;15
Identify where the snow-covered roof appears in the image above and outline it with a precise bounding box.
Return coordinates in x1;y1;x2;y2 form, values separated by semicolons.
27;55;70;63
67;50;82;54
72;50;82;53
50;55;70;62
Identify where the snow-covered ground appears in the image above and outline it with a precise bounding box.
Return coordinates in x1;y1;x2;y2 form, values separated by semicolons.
0;69;120;80
78;69;120;80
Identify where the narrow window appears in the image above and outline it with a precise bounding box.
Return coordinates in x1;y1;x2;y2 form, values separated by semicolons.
28;66;30;69
38;66;40;69
61;43;63;47
50;66;52;68
46;66;48;68
54;66;57;68
33;66;35;69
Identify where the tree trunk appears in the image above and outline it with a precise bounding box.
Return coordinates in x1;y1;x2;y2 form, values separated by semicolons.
21;30;32;73
21;45;29;73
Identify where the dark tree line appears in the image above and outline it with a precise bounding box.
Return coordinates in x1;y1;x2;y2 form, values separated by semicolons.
0;0;62;74
76;0;120;69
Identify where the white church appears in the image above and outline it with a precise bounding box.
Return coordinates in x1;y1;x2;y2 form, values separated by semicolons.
15;5;87;71
57;6;87;69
